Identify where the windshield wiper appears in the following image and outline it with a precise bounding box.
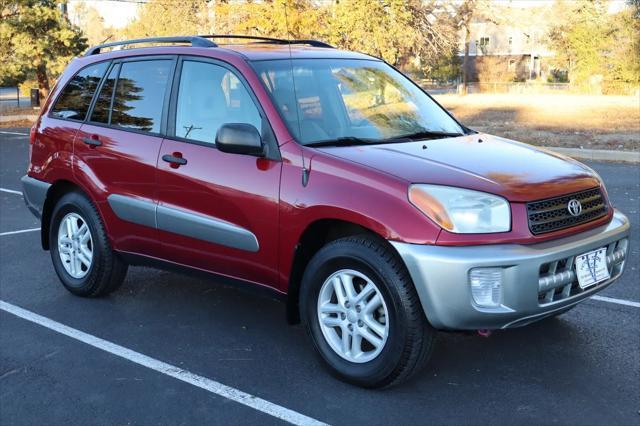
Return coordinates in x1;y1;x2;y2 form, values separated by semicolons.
305;130;465;148
383;130;465;142
305;137;382;148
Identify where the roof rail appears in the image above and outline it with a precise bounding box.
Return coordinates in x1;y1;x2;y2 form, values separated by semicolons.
198;34;334;49
84;36;217;56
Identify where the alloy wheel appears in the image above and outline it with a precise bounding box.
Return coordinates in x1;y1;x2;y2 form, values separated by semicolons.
317;269;389;363
57;212;94;279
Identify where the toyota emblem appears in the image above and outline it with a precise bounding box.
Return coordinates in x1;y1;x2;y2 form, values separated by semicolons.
567;199;582;217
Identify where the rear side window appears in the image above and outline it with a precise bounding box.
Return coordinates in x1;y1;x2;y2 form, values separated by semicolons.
110;60;172;133
50;62;108;121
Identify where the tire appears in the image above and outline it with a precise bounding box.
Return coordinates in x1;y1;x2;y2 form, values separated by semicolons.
49;191;128;297
300;235;435;388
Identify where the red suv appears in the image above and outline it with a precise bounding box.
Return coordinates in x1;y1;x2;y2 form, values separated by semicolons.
22;35;630;388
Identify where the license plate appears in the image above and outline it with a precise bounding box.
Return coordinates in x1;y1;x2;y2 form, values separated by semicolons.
575;247;610;289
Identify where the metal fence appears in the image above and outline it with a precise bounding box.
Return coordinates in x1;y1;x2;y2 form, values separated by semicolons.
465;82;571;94
0;87;20;103
420;81;640;96
0;87;31;111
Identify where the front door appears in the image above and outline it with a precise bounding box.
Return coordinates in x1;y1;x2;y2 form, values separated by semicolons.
156;57;282;288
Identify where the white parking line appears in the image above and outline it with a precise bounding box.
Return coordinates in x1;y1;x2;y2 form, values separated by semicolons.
1;187;23;195
0;130;29;136
0;228;40;236
0;300;328;426
591;295;640;308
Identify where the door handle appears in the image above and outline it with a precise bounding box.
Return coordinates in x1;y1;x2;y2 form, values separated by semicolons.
81;136;102;147
162;153;187;168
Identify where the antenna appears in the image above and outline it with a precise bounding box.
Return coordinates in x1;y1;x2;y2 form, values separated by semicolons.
283;3;309;187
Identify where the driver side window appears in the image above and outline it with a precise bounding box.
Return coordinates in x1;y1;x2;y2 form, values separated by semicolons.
175;61;262;144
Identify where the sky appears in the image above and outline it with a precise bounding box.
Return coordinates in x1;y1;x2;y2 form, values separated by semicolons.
68;0;139;29
68;0;631;30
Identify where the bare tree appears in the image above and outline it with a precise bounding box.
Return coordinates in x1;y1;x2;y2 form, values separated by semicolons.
455;0;477;94
453;0;499;94
407;0;459;74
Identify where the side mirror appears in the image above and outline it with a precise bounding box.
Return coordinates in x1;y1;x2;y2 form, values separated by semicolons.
215;123;264;156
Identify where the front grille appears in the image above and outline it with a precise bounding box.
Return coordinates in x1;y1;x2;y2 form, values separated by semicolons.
527;188;607;235
537;238;628;305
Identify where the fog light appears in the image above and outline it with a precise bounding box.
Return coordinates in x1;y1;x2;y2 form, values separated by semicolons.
470;268;503;308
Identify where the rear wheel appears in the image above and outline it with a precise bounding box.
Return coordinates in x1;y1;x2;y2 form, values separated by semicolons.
300;235;435;388
50;191;128;297
57;212;94;280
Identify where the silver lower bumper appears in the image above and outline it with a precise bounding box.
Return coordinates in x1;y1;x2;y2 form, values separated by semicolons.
391;210;630;330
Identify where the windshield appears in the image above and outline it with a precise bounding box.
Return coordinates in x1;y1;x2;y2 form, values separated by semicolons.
251;59;464;146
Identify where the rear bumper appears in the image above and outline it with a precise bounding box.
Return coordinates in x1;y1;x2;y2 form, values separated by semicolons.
391;210;630;330
21;175;50;219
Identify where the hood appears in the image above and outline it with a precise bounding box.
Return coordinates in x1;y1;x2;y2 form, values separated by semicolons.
316;134;601;202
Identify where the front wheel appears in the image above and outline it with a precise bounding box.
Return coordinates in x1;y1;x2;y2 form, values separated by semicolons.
300;235;435;388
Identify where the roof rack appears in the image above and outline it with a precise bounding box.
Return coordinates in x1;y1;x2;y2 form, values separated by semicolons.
83;34;334;56
84;36;217;56
198;34;334;48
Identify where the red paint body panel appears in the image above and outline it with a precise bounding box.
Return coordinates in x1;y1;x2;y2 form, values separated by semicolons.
276;142;442;290
156;138;282;288
28;117;79;183
73;124;162;255
316;134;601;202
28;44;614;297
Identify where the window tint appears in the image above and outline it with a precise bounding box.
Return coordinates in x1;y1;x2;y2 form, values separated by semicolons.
110;60;172;133
50;62;108;121
90;64;119;124
175;61;262;144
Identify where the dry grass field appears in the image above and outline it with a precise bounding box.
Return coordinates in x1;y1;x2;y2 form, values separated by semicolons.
435;94;640;151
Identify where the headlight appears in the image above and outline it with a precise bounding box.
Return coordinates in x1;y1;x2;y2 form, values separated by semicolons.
408;184;511;233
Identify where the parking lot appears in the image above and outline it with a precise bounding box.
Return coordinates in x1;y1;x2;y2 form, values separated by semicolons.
0;127;638;425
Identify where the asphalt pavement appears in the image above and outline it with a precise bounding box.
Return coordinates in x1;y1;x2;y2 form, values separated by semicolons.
1;128;638;425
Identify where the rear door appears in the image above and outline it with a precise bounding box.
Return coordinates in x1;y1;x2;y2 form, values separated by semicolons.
155;57;282;288
74;56;176;255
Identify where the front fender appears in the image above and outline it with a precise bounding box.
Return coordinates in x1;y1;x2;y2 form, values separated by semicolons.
277;144;441;291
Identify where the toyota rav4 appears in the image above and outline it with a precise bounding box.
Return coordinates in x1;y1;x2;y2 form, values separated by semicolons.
22;35;630;388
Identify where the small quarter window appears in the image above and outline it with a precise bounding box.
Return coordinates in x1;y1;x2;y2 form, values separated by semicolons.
90;64;119;124
110;60;172;133
50;62;108;121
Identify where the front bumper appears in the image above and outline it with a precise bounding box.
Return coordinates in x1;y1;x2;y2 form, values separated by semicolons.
391;210;630;330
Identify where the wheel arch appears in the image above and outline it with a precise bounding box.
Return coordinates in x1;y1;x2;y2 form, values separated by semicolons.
286;218;391;324
41;180;97;250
